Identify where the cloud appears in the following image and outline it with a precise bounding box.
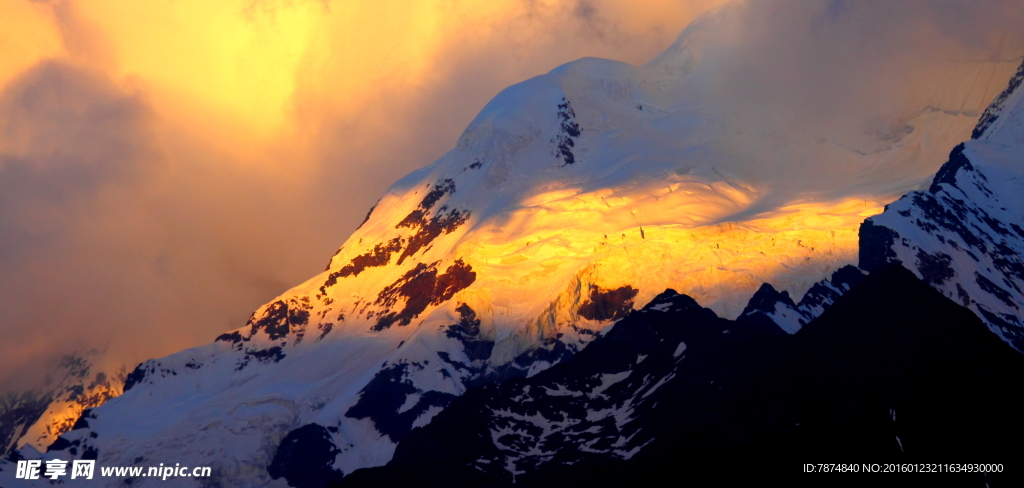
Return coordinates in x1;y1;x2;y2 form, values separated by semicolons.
639;0;1024;201
711;0;1024;133
0;59;327;390
0;61;158;387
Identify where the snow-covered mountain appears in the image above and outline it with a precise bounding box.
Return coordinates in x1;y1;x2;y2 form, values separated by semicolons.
0;352;124;458
348;56;1024;487
2;3;1022;487
343;67;1024;479
860;60;1024;351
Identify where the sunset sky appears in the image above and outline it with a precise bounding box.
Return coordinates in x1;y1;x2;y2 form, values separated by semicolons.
2;0;1023;391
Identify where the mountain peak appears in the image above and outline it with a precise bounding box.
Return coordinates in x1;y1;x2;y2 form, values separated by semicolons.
972;57;1024;141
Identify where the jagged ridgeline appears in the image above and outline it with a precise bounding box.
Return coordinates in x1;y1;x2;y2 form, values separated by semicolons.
341;264;1024;487
2;8;1023;488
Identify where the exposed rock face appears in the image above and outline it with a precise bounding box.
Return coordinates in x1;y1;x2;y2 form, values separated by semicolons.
0;393;51;457
268;424;345;488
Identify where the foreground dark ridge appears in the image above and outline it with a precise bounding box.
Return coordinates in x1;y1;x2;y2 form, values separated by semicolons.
335;264;1024;488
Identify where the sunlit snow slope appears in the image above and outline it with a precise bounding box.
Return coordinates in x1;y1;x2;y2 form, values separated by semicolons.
2;6;1020;487
0;352;123;456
